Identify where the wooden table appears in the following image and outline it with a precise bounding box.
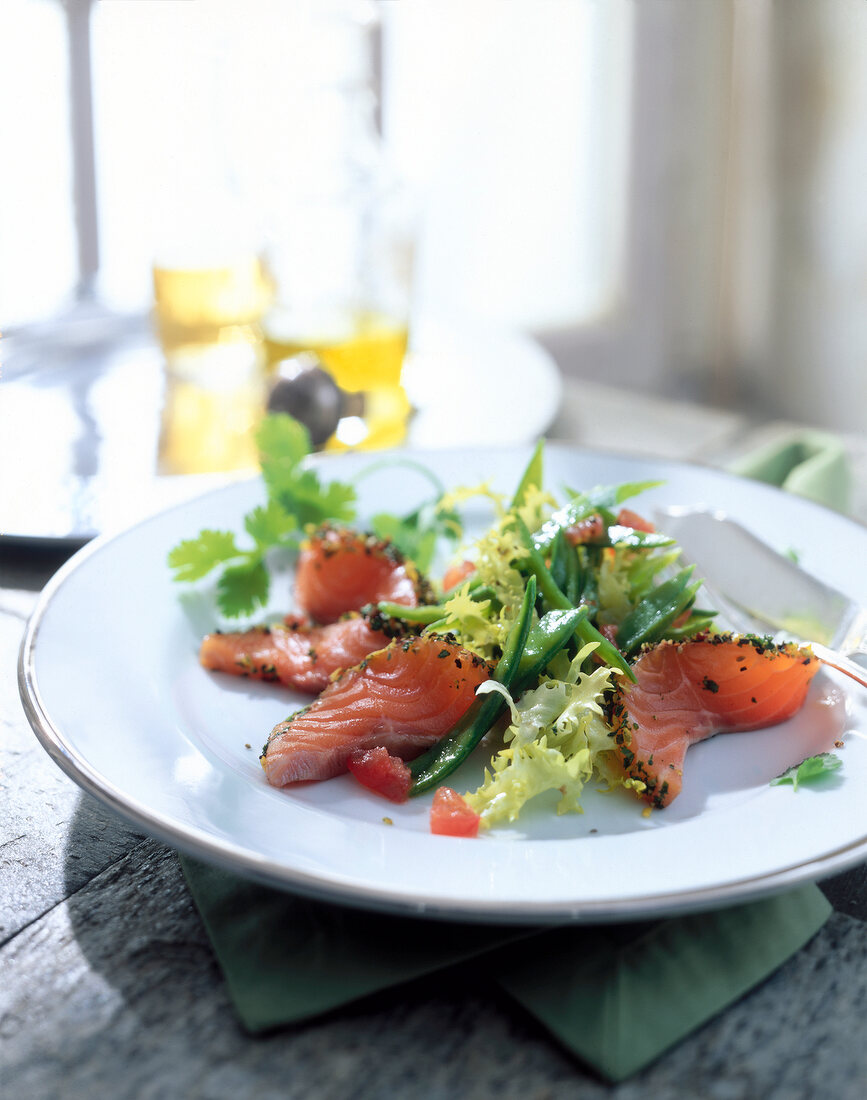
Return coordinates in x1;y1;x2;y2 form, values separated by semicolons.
3;375;867;1098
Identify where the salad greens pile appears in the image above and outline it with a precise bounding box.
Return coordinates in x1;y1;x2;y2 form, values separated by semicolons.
378;439;713;824
169;414;838;827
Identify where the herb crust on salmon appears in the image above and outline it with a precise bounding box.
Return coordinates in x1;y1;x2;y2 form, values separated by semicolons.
606;632;819;807
199;611;410;694
294;526;436;624
260;634;491;787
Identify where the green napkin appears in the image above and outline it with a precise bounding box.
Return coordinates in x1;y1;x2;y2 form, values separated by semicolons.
180;431;847;1080
728;428;850;513
494;887;830;1081
179;855;536;1029
181;855;829;1081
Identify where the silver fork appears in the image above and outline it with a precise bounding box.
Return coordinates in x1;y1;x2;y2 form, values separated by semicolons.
656;506;867;690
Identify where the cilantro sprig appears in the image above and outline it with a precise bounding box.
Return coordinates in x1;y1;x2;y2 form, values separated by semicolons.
256;415;356;528
167;413;461;619
167;414;357;618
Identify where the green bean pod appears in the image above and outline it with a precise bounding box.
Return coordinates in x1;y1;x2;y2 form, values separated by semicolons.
513;516;634;680
615;566;701;655
512;606;589;696
408;576;537;795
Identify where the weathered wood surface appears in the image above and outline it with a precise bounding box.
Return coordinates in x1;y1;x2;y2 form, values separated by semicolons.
3;404;867;1099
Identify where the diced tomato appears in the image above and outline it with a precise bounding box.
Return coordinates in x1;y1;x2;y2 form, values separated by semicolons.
442;559;476;592
429;787;481;837
599;622;619;645
616;507;655;533
564;514;605;545
347;746;411;803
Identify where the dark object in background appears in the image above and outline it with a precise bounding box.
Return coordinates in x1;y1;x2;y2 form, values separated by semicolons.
266;353;364;446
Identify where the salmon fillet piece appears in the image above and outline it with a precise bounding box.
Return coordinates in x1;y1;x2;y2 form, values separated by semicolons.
199;613;405;694
294;527;433;624
261;634;491;786
607;633;819;807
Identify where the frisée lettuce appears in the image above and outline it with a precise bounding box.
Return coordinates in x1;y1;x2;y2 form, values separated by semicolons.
462;644;645;827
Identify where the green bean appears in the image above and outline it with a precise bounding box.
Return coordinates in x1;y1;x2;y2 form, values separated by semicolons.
513;516;634;680
408;576;537;795
615;566;701;654
376;602;449;625
512;606;589;696
510;439;545;510
378;581;498;626
549;530;570;594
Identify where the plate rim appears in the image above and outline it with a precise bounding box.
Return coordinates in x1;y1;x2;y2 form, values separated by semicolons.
17;443;867;924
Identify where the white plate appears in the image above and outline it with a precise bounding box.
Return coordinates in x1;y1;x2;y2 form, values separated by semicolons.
18;445;867;923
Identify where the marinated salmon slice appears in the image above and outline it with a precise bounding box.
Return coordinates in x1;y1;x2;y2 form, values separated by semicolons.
199;613;405;694
294;526;434;624
607;634;820;807
261;634;491;786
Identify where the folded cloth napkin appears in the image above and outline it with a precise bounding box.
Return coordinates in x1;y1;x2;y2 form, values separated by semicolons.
728;428;850;513
180;434;846;1081
181;855;829;1082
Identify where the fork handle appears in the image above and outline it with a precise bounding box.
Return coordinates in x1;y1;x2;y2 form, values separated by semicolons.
838;608;867;661
811;643;867;690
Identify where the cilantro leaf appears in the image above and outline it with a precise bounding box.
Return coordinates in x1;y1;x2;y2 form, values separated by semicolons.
369;497;457;576
244;499;299;549
256;413;356;528
771;753;842;791
371;514;436;574
274;467;356;528
370;498;462;574
167;530;241;582
255;413;311;467
216;559;270;618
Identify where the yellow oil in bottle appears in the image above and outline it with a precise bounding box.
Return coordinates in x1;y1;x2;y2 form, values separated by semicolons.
153;258;273;357
158;362;265;475
153;257;273;475
263;310;408;393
